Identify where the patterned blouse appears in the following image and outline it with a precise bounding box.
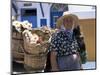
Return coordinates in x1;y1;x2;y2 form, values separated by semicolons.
49;30;79;57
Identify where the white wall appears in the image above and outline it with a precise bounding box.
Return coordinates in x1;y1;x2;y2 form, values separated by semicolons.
69;11;95;19
69;5;95;12
68;5;96;19
12;8;16;16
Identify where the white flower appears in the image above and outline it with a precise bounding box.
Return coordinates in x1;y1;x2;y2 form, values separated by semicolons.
23;30;39;44
31;33;39;44
41;26;51;33
12;21;22;32
22;20;32;30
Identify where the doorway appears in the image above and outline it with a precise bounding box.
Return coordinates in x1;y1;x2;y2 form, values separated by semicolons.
21;8;37;28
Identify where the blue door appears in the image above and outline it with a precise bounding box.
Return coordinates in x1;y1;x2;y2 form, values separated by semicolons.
21;16;37;28
21;9;37;28
50;11;63;28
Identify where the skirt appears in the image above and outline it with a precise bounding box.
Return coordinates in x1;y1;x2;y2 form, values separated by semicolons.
57;54;82;71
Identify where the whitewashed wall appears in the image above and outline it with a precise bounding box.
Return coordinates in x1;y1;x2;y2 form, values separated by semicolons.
68;11;95;19
68;5;95;19
68;5;95;12
12;8;16;16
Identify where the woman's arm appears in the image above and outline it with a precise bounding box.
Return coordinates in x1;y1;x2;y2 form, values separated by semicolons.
50;50;59;71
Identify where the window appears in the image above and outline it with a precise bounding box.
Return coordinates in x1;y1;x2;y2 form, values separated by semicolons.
40;19;47;26
21;9;37;16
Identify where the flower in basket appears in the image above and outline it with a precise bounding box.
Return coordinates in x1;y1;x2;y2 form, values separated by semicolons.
36;36;41;43
12;21;22;32
41;26;51;34
23;30;39;44
31;33;40;44
22;20;32;30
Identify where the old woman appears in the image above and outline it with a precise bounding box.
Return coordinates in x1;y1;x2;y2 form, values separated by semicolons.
49;13;82;71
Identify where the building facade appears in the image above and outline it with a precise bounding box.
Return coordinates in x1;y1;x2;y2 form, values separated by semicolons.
12;1;95;28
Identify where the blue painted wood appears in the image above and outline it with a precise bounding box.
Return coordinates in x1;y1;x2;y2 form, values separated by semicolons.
50;11;63;28
21;16;37;28
40;19;47;26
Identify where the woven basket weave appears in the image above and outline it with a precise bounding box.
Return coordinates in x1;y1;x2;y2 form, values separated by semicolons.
23;29;50;71
24;54;47;71
12;31;24;62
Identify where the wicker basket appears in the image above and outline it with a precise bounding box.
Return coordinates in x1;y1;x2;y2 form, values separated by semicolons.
12;31;24;63
24;54;47;72
23;29;50;71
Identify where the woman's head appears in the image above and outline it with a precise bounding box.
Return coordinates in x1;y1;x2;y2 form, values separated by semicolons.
62;14;74;30
56;13;79;30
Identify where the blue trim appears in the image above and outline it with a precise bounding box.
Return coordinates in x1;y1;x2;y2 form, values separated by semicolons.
50;11;63;28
